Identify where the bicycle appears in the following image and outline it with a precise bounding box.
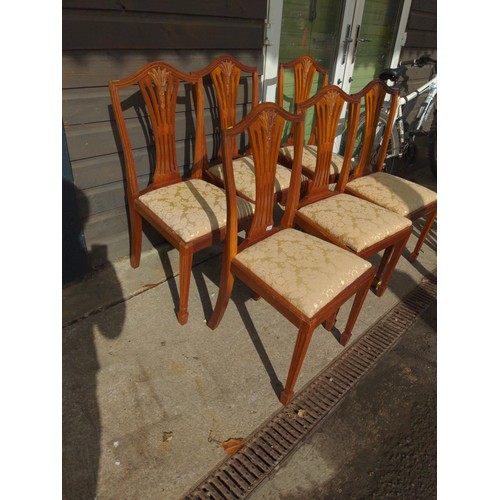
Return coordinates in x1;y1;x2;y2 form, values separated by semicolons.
348;54;437;177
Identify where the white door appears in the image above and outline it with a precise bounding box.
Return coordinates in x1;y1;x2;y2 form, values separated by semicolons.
263;0;412;100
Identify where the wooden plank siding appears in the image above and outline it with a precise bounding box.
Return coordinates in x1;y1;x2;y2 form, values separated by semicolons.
62;1;266;270
400;0;437;93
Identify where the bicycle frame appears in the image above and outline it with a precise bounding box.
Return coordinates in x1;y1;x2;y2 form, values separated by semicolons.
391;75;437;159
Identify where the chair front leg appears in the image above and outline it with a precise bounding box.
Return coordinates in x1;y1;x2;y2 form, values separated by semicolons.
177;246;193;325
280;322;315;406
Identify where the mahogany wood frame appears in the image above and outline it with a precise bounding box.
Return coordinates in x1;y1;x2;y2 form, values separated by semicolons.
207;102;375;406
109;61;251;325
344;79;437;262
294;85;412;297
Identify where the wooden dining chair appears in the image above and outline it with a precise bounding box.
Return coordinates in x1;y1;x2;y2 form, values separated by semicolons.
276;55;343;184
109;61;254;325
207;102;375;406
293;85;412;297
191;55;305;205
344;79;437;262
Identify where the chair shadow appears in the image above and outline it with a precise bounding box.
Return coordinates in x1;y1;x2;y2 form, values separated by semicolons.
193;244;284;399
62;183;126;500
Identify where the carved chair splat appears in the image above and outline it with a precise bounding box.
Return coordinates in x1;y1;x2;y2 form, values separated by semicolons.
276;55;343;184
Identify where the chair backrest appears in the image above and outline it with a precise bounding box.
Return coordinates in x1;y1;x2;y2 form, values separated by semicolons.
295;85;361;201
350;79;399;178
277;54;329;107
109;62;205;200
220;103;305;251
277;55;329;145
192;55;259;160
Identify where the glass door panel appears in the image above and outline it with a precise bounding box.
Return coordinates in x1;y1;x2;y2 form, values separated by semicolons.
278;0;344;139
349;0;402;93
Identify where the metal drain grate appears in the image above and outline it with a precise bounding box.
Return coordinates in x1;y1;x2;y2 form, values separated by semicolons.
184;272;437;499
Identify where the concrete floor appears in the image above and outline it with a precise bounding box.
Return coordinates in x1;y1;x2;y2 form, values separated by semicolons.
62;164;437;499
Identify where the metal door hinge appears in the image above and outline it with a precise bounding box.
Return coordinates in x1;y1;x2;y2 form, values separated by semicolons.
264;22;272;46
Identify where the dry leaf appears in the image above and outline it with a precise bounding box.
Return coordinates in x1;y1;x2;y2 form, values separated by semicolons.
221;438;246;455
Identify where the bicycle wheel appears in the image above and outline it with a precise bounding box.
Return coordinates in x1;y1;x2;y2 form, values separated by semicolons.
428;111;437;178
344;112;400;174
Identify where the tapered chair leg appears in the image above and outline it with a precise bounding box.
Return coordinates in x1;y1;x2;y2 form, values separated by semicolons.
129;208;143;269
280;322;315;406
374;230;411;297
340;273;373;346
207;261;235;330
177;246;193;325
372;246;393;293
409;206;437;262
324;308;339;332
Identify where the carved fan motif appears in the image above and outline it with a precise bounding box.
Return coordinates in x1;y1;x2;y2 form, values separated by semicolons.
220;60;235;94
258;109;278;155
148;67;171;109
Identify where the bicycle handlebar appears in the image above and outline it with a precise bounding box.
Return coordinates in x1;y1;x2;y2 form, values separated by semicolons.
379;54;437;84
400;54;437;68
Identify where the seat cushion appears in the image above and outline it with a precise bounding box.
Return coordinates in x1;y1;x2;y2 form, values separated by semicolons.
138;179;254;243
208;156;304;202
280;145;344;177
234;228;371;318
346;172;437;217
298;194;412;253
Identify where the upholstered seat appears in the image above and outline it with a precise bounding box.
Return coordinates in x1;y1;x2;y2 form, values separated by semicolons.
346;171;437;217
207;156;307;203
280;145;344;179
298;193;412;253
139;179;254;243
235;228;371;318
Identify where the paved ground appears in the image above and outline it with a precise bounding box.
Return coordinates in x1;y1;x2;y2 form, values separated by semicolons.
253;300;437;499
62;155;437;499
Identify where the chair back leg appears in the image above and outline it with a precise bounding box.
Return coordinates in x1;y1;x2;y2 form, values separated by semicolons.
207;256;236;330
129;206;143;269
374;229;411;297
409;205;437;262
339;272;374;346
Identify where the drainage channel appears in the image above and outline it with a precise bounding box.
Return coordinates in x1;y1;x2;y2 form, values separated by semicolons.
183;272;437;500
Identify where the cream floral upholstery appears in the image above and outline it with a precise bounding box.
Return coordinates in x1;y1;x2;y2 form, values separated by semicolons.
208;156;305;202
138;179;254;243
235;228;371;318
347;172;437;217
280;145;344;177
298;193;412;253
